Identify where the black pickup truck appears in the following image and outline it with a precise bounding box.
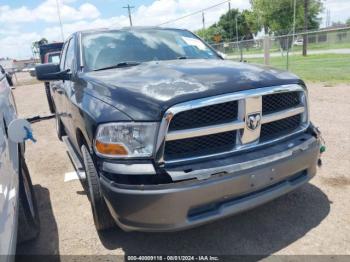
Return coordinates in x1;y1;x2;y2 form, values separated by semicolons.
36;27;323;232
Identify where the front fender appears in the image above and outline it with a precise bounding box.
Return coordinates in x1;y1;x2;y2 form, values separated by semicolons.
70;86;131;154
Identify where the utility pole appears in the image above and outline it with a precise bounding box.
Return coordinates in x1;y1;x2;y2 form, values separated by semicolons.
303;0;309;56
123;4;135;27
326;9;331;27
228;1;233;41
235;15;239;43
202;12;205;30
55;0;65;41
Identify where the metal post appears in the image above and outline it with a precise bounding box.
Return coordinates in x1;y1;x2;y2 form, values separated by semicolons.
291;0;296;54
235;14;240;59
235;15;239;43
263;36;270;65
286;37;289;70
303;0;309;56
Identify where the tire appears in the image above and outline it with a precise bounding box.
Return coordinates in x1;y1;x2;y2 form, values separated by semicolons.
45;83;55;114
81;145;115;231
17;155;40;243
55;111;65;141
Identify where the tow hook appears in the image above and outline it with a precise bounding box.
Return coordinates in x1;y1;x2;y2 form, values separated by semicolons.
314;126;326;167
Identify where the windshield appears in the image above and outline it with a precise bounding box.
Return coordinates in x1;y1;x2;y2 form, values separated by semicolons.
82;29;219;71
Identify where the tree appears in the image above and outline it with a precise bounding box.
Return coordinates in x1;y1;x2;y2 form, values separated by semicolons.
196;9;254;43
346;18;350;26
216;9;254;41
196;9;253;42
32;38;48;60
248;0;323;52
197;26;225;43
249;0;323;35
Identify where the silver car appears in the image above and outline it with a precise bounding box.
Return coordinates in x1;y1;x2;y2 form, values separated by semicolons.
0;69;40;260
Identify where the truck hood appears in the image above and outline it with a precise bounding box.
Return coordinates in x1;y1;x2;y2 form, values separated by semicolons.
82;59;303;121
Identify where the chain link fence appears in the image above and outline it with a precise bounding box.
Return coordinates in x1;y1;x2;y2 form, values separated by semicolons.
211;27;350;80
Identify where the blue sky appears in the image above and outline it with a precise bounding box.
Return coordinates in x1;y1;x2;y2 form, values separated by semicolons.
1;0;153;34
0;0;349;59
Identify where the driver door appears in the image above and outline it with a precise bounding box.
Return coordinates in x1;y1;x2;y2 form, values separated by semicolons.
51;39;71;130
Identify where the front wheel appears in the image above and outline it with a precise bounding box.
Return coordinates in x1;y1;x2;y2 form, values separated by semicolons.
81;145;115;231
17;155;40;243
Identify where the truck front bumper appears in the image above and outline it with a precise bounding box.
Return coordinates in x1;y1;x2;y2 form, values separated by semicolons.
100;133;320;232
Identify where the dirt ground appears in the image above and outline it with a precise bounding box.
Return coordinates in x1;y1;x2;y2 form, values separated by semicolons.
12;72;350;258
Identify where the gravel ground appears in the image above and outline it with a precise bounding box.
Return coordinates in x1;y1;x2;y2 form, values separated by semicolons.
13;72;350;258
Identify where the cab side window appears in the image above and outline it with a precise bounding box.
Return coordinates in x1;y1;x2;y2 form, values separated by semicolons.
64;38;76;71
60;42;69;71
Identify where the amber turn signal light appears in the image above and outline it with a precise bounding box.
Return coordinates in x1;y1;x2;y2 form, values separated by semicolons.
95;140;128;156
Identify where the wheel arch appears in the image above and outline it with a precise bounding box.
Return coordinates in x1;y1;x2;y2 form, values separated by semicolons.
76;127;92;154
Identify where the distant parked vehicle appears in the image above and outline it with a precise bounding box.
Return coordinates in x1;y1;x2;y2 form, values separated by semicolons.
294;38;303;46
0;70;40;261
44;51;61;64
21;68;31;72
39;42;64;113
29;67;37;77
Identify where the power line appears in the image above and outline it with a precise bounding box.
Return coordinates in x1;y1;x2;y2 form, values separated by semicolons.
157;0;230;26
123;4;135;27
229;1;233;40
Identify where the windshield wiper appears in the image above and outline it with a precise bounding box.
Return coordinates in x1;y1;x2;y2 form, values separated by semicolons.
94;61;141;71
177;56;188;60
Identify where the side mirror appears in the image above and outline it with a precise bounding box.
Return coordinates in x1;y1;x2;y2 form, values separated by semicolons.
8;119;34;143
35;63;70;81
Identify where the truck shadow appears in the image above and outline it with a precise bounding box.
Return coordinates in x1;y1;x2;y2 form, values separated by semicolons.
98;183;330;257
16;185;60;262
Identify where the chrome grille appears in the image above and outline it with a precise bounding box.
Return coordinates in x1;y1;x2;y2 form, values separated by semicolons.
262;92;300;115
157;84;309;164
260;114;301;142
169;101;238;131
165;131;237;161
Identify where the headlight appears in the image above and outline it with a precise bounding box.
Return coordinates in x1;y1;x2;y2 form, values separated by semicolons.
94;122;158;158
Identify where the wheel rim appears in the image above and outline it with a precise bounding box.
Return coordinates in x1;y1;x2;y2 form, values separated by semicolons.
22;168;36;218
